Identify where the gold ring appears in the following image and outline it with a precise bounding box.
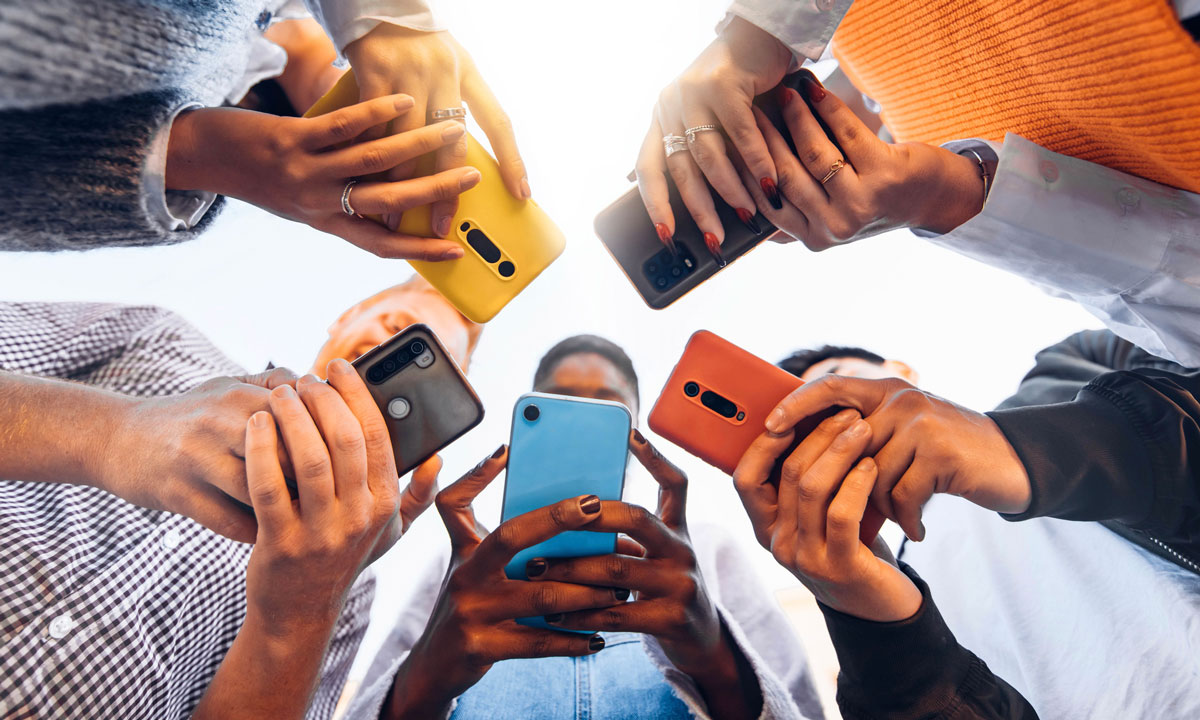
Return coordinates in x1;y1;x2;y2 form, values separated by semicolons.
820;159;846;184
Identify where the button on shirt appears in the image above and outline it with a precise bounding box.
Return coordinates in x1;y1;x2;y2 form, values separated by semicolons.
0;302;371;719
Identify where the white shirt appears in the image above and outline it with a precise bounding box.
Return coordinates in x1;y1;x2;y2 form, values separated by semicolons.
726;0;1200;365
901;495;1200;719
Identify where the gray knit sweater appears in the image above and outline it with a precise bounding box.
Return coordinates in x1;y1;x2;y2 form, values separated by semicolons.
0;0;268;251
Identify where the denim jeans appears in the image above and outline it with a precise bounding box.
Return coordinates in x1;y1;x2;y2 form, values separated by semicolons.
451;633;695;719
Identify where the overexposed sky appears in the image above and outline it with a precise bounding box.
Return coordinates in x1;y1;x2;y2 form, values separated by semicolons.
0;0;1101;686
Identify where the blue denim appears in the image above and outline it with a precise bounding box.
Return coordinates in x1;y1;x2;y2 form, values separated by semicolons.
451;633;695;719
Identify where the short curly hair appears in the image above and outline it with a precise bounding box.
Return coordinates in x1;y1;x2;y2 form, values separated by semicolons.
777;345;885;379
533;335;639;406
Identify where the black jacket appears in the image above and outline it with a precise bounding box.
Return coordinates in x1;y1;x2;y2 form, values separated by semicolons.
820;330;1200;719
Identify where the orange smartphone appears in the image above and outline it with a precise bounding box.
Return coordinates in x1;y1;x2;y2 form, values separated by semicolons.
648;330;885;543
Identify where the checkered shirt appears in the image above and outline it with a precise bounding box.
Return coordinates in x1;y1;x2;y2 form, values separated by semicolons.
0;302;373;720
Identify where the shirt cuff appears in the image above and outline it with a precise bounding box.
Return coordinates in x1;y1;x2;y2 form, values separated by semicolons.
718;0;853;63
640;603;806;720
311;0;444;58
340;649;456;720
142;103;219;233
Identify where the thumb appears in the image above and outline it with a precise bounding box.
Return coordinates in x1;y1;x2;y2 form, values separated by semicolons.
399;454;443;534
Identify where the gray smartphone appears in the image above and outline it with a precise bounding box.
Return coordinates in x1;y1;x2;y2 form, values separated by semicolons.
351;324;484;476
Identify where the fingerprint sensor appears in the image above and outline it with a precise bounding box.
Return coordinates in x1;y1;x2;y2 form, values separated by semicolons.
387;397;411;420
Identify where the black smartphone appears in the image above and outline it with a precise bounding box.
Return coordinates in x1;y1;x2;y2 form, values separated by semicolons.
351;324;484;476
594;71;835;309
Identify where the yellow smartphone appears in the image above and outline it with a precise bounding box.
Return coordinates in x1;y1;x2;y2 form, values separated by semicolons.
305;72;565;323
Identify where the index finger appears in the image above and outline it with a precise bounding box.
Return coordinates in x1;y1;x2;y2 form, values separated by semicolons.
473;493;603;570
325;358;396;499
435;445;508;550
711;97;778;207
305;93;415;149
461;65;528;199
629;430;687;530
766;374;895;434
575;502;680;560
732;429;794;548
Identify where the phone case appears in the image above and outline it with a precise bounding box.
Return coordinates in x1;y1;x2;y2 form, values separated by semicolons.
305;72;566;323
351;324;484;477
502;393;632;630
648;331;884;542
593;72;830;310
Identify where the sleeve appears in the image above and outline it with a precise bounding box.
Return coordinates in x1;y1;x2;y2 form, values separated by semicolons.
307;574;377;720
820;563;1039;720
303;0;443;59
992;330;1153;409
717;0;854;63
920;132;1200;367
990;367;1200;544
0;91;225;252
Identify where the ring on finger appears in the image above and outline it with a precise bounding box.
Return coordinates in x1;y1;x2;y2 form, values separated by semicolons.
430;106;467;121
341;179;363;217
820;158;848;185
684;124;721;146
663;134;689;158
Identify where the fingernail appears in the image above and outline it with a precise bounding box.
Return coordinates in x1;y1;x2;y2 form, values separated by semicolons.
857;457;876;472
766;407;785;433
442;122;466;141
394;95;414;110
774;85;793;108
613;587;630;602
589;634;606;651
918;521;927;541
834;408;859;424
736;208;761;235
845;419;869;437
526;558;547;578
654;223;678;256
491;444;507;459
251;411;271;428
632;428;647;445
441;247;465;261
545;613;564;624
760;177;782;210
297;374;318;386
329;357;353;376
460;168;482;190
273;384;297;399
704;232;726;268
520;177;532;199
799;69;827;103
579;495;601;515
435;215;452;238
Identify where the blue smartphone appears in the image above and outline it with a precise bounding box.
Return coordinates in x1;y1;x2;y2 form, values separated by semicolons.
501;392;632;629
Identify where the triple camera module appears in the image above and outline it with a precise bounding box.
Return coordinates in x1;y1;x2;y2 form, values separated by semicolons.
366;339;435;385
460;221;516;279
643;243;697;293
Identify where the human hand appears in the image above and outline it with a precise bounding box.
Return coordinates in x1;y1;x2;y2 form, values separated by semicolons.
242;361;401;633
764;376;1031;540
739;70;983;250
635;16;792;262
735;410;922;622
344;24;528;237
383;447;617;719
166;98;479;260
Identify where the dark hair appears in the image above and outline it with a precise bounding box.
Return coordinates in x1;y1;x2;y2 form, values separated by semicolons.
777;345;886;378
533;335;639;405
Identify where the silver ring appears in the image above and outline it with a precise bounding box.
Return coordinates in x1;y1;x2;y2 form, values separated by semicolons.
341;180;361;217
685;124;721;145
431;107;467;121
663;134;689;158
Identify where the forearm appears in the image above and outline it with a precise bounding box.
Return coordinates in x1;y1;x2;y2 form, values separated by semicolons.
193;608;340;720
676;624;762;720
0;372;133;489
379;655;455;720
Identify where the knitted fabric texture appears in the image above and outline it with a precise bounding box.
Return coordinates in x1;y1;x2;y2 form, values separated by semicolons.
832;0;1200;192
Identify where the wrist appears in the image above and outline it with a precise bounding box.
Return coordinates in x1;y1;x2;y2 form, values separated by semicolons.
914;146;985;234
166;108;232;194
384;654;455;720
815;572;923;623
84;391;141;494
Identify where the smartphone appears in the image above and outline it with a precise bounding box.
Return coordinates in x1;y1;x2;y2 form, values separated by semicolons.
306;73;566;323
648;331;884;542
501;393;632;630
351;324;484;477
593;71;834;310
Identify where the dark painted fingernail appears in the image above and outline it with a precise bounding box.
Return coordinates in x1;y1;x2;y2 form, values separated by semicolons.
760;178;782;210
736;208;761;235
799;69;827;103
526;558;547;578
655;223;679;256
632;428;647;445
492;444;507;459
580;495;601;514
704;232;727;268
545;613;564;624
613;587;630;601
775;85;793;108
589;634;606;651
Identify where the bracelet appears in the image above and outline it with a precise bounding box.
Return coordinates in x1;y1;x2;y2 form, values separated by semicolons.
961;148;991;204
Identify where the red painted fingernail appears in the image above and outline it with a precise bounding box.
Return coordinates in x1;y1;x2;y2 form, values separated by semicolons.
799;70;827;103
736;208;762;235
760;177;783;210
654;222;679;256
775;85;793;108
704;232;726;268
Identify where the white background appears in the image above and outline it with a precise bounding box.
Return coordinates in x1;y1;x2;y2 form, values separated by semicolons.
0;0;1101;701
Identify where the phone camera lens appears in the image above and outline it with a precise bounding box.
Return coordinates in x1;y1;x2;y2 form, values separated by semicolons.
367;367;383;383
523;404;540;422
655;277;669;289
497;261;515;278
683;382;700;397
647;262;658;273
670;267;682;277
460;222;470;232
382;359;396;372
409;341;425;355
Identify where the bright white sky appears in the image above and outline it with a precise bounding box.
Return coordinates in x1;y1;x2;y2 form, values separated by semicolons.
0;0;1100;691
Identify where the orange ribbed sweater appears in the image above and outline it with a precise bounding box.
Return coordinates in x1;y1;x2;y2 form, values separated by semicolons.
831;0;1200;192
